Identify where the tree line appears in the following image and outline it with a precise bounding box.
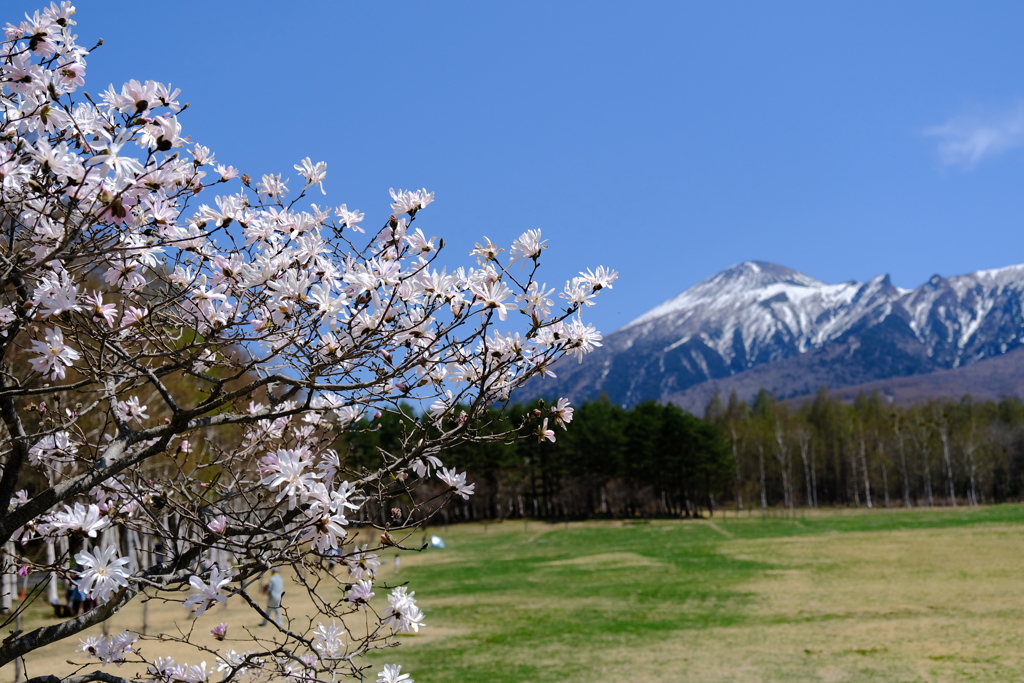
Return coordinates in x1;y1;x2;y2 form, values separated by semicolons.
706;388;1024;512
360;389;1024;522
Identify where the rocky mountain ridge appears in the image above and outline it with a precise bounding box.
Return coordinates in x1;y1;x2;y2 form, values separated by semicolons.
522;260;1024;408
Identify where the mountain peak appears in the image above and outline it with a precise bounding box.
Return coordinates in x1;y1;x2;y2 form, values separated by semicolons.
625;261;827;329
712;261;824;289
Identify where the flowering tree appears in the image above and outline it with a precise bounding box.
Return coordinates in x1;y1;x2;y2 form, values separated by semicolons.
0;4;615;682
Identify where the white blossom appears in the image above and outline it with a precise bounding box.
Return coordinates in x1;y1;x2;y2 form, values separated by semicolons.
75;545;131;603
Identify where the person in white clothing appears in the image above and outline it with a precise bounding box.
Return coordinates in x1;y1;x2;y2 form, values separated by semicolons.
260;568;284;626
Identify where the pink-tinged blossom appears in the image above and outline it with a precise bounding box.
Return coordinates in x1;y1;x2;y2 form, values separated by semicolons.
192;143;215;165
85;291;117;327
207;515;227;534
28;430;77;465
120;305;148;327
469;236;501;264
295;157;327;194
260;447;320;509
410;455;442;479
428;391;453;422
117;395;149;424
75;545;131;603
52;502;110;537
215;651;254;676
561;278;598;308
183;563;233;617
346;545;380;580
564;317;603;362
32;264;80;317
256;173;289;199
552;398;574;429
537;418;556;443
0;6;618;671
299;493;350;553
77;630;138;666
335;204;365;232
517;281;555;321
28;326;80;380
0;307;15;336
215;164;238;180
347;579;375;606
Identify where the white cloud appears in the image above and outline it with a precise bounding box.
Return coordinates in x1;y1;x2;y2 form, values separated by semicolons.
924;105;1024;169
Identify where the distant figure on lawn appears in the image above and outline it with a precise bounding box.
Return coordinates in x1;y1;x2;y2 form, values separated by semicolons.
260;568;284;626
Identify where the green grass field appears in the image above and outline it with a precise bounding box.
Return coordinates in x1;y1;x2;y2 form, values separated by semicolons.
9;506;1024;682
371;506;1024;682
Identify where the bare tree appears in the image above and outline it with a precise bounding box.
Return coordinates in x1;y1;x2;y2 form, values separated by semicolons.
935;405;957;507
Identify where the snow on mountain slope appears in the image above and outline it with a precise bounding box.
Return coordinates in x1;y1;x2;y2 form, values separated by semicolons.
520;260;1024;408
620;261;904;367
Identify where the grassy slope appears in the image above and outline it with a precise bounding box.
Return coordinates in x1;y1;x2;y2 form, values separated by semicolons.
374;506;1024;682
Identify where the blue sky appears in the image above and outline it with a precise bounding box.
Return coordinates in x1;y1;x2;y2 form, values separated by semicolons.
15;1;1024;337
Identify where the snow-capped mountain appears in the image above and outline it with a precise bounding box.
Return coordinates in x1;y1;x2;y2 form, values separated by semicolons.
521;261;1024;408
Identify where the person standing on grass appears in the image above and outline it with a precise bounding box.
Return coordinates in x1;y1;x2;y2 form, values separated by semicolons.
260;568;284;626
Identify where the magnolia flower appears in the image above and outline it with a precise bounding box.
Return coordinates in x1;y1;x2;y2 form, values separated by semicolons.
579;265;619;291
52;502;110;538
210;623;228;641
537;418;556;443
207;515;227;534
77;630;137;665
215;164;238;180
28;327;80;380
383;586;424;634
335;204;365;232
517;281;556;320
472;280;518;321
552;398;574;429
116;396;149;424
256;173;288;199
389;187;434;215
0;307;15;336
295;157;327;194
183;564;233;617
85;291;117;327
28;430;78;465
509;229;546;269
312;620;345;658
377;664;413;683
260;447;320;509
438;467;475;499
469;236;501;264
75;545;131;603
215;650;255;675
347;579;375;606
346;545;380;580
